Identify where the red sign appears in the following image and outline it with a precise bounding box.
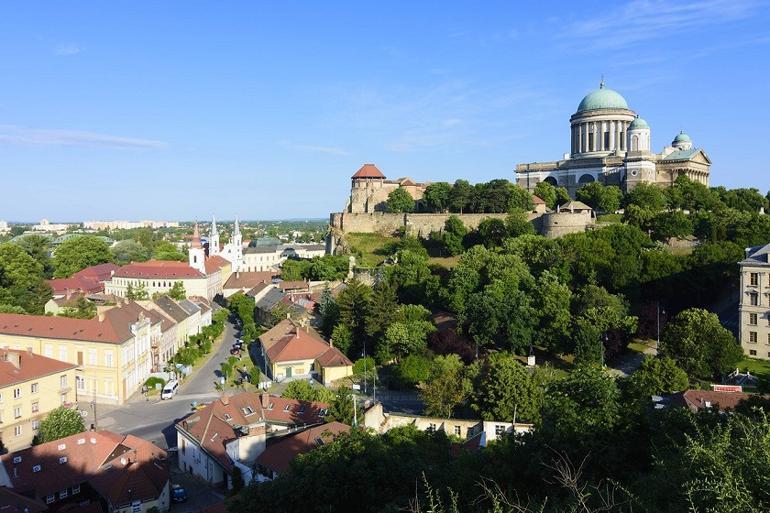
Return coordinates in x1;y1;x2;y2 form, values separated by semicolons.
711;384;743;393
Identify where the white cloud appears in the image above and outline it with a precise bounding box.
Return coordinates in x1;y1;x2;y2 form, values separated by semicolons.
563;0;761;50
0;125;167;149
54;43;82;56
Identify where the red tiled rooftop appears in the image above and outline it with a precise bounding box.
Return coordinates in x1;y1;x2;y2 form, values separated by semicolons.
113;260;204;279
256;422;350;474
0;349;77;388
351;163;385;179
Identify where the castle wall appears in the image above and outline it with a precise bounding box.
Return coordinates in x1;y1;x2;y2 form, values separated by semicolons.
539;211;593;238
330;212;547;237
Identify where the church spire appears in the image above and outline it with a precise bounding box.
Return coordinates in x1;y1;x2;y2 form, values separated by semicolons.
211;215;218;237
234;216;240;237
191;222;202;248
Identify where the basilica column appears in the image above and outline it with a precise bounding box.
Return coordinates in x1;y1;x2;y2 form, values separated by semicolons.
609;121;616;151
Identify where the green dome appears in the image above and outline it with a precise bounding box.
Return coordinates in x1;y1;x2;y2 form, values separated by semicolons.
629;116;649;130
673;131;691;143
577;82;629;112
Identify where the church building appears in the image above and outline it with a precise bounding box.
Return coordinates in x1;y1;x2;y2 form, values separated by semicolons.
516;81;711;195
207;216;244;272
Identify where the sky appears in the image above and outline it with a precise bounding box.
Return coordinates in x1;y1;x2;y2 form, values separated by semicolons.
1;1;769;222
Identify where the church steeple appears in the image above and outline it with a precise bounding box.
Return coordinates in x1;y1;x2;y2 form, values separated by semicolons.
189;222;206;274
209;215;220;256
230;216;243;272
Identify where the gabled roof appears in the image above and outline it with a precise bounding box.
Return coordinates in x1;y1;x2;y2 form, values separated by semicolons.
152;296;191;323
113;260;204;279
204;255;230;274
256;422;350;474
264;325;352;367
255;288;286;312
673;389;753;412
0;349;78;388
532;195;546;205
224;271;277;290
277;280;309;292
0;487;47;513
351;164;385;179
741;243;770;267
561;200;592;211
661;148;711;164
0;431;168;507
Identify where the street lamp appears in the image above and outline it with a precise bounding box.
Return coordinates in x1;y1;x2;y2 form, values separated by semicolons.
656;302;666;348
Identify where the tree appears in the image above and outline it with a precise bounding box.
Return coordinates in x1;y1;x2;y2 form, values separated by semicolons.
365;280;398;340
230;466;245;495
52;236;113;278
153;241;186;261
420;354;469;418
387;187;415;213
110;239;151;265
13;234;53;278
542;364;620;437
449;179;473;213
326;387;354;425
336;279;371;357
168;281;186;300
126;281;148;300
439;216;467;256
378;315;435;362
623;356;688;405
661;308;743;379
476;218;507;248
470;352;541;423
392;354;434;389
35;407;85;444
505;209;535;238
622;183;668;212
576;182;622;212
533;181;558;209
317;284;339;338
282;380;333;402
330;324;353;356
649;210;693;241
0;243;51;314
423;182;452;212
533;271;572;352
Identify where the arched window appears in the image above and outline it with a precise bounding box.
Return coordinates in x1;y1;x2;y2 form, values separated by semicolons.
578;174;595;184
544;176;558;186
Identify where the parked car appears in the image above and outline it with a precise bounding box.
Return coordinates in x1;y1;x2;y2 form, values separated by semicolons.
160;380;179;400
230;347;241;355
171;484;187;503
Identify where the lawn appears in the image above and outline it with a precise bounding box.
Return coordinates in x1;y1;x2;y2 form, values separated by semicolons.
736;357;770;380
596;213;622;224
345;232;397;267
428;255;461;268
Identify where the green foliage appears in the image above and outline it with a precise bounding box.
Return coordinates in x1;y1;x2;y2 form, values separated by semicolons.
533;181;558;209
666;175;722;211
377;304;435;362
153;240;186;261
448;179;473;213
392;354;433;389
420;354;469;418
0;242;51;314
470;352;541;422
423;182;452;212
533;271;572;352
13;234;53;278
623;356;688;404
282;380;334;402
504;209;535;238
330;323;353;356
336;278;372;357
111;239;151;264
52;236;113;278
326;387;354;425
623;182;668;212
648;210;693;241
317;284;339;338
576;182;622;212
281;255;349;281
126;281;149;300
35;407;85;444
60;296;97;319
167;281;186;300
387;187;416;213
144;376;166;390
433;215;467;256
661;308;743;379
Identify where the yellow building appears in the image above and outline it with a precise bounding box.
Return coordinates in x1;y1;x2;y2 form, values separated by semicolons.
0;304;157;405
0;349;78;452
259;320;352;385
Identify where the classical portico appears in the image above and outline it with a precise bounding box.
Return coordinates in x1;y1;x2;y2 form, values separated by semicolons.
516;81;711;196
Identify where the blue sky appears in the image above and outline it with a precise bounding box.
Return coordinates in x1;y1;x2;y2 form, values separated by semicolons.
1;1;769;221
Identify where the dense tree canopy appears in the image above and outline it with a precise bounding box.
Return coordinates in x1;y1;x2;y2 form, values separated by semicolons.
0;242;51;314
386;187;415;213
35;407;85;444
52;236;113;278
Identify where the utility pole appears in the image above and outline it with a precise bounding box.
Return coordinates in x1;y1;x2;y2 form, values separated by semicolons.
352;394;357;428
91;400;97;430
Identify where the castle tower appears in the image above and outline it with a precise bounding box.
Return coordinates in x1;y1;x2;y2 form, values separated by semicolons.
349;164;386;213
209;215;220;256
189;222;206;274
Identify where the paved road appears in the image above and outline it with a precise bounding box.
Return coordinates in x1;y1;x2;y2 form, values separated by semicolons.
93;321;239;449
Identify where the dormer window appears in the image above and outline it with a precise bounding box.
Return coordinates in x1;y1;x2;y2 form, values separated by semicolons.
242;407;254;415
283;405;291;412
224;413;232;421
59;456;68;464
32;464;41;473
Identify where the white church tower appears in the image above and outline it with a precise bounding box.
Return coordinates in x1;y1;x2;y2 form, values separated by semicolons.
230;217;243;271
209;216;220;256
189;222;206;274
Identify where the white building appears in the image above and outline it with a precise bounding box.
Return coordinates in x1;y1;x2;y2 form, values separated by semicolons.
0;220;9;233
31;218;72;233
83;220;179;230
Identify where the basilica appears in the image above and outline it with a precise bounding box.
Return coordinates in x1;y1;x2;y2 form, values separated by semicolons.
515;81;711;195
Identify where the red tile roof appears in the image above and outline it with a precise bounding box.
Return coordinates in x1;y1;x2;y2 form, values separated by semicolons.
351;163;385;179
674;389;754;412
532;195;546;205
224;271;276;290
0;486;47;513
278;280;309;292
204;255;230;274
0;349;78;388
0;301;160;345
0;430;169;508
113;260;204;279
256;422;349;474
265;327;351;367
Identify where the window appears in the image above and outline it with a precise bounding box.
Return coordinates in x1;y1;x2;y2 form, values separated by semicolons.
14;406;21;419
454;426;461;436
59;489;68;499
32;402;39;413
604;131;610;149
46;495;55;504
750;273;759;286
32;420;40;430
283;404;291;412
750;313;758;325
14;426;23;437
59;346;68;362
750;331;758;343
750;292;759;306
60;394;67;405
59;456;68;464
60;375;68;389
76;376;85;391
750;349;757;356
242;406;254;415
88;349;97;366
495;425;506;436
104;350;113;367
427;423;437;433
13;387;21;399
44;344;53;358
31;383;38;394
0;392;3;403
72;485;80;495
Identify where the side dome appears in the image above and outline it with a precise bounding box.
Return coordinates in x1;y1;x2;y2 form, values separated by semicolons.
577;81;629;112
673;131;691;143
628;115;649;130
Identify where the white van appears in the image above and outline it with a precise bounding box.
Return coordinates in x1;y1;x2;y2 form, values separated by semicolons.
161;380;179;400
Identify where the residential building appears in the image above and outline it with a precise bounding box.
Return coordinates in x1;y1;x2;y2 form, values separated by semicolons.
0;349;78;452
255;421;349;480
0;430;170;513
31;219;72;234
258;319;352;384
82;219;179;230
516;80;711;195
223;271;277;298
739;242;770;359
242;244;326;272
362;403;534;447
0;302;173;404
668;389;754;413
0;486;47;512
46;263;120;299
176;392;329;488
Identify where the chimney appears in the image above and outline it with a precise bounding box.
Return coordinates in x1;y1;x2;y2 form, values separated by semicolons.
261;393;269;408
6;351;20;369
220;395;230;406
329;338;333;348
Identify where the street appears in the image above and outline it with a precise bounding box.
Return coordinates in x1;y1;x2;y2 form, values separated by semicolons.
87;320;240;449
